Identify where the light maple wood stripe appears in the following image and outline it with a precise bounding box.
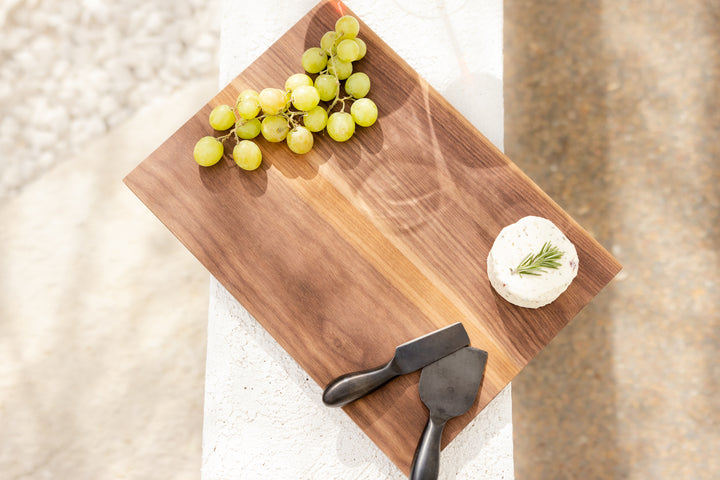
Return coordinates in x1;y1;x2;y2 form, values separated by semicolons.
265;159;519;388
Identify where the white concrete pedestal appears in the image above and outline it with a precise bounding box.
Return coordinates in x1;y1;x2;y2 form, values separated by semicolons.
203;2;512;478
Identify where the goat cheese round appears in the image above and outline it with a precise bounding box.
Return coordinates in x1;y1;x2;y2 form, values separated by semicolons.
487;216;579;308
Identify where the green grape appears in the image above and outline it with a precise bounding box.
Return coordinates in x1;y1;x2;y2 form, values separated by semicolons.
354;38;367;60
259;88;287;115
286;126;314;154
327;56;352;80
236;97;260;119
301;47;328;74
285;73;313;92
237;89;259;102
335;15;360;40
314;74;339;102
303;106;328;132
336;39;359;62
320;30;339;54
209;104;236;130
344;72;370;98
291;85;320;111
235;118;261;139
351;98;378;127
261;115;290;142
326;112;355;142
193;136;224;166
233;140;262;170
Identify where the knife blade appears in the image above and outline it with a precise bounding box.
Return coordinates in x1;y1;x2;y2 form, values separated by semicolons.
409;346;488;480
322;322;470;407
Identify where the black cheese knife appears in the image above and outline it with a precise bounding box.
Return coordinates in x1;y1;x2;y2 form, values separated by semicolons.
322;322;470;407
409;346;488;480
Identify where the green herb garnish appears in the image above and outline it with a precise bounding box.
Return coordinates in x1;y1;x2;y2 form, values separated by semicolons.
512;241;564;276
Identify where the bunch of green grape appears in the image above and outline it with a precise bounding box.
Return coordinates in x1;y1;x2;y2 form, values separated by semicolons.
193;14;379;171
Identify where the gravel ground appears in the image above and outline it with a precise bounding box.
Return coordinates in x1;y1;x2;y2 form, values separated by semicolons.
0;0;221;200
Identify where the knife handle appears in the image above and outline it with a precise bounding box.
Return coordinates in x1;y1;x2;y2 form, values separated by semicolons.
409;415;446;480
322;360;399;407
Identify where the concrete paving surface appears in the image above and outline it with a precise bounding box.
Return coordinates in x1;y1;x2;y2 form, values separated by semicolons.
506;1;720;478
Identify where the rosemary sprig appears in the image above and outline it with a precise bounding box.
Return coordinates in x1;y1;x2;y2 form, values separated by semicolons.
512;241;564;276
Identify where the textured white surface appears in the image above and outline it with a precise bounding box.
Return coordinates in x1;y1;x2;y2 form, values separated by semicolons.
0;80;217;478
204;1;512;478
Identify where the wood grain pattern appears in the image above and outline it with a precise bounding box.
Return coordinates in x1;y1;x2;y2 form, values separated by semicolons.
124;2;621;474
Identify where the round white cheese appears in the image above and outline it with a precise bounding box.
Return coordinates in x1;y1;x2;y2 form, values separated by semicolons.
487;216;579;308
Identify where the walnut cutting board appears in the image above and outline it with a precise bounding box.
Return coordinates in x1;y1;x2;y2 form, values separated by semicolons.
124;1;621;475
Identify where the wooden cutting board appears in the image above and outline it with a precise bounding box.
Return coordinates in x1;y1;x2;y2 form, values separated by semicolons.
124;1;621;474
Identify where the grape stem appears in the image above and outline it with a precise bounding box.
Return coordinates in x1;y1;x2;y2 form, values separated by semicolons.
325;55;342;113
284;110;302;128
339;95;354;112
329;94;355;114
216;131;234;143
